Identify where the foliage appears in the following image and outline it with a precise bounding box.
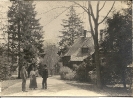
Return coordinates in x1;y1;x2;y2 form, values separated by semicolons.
54;62;63;75
101;6;132;87
72;64;78;71
7;1;44;78
59;6;84;52
75;62;87;82
65;71;76;80
88;69;97;84
59;66;75;80
0;45;11;80
40;44;59;76
0;58;10;80
57;45;69;56
73;1;115;88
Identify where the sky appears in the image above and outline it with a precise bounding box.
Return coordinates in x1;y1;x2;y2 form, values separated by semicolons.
0;0;128;45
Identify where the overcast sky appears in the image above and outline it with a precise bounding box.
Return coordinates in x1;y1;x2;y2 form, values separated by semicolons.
0;0;128;45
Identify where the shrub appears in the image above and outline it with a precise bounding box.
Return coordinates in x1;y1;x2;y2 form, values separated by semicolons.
88;70;97;84
72;64;78;71
59;66;75;80
65;71;76;80
0;64;11;80
75;63;87;82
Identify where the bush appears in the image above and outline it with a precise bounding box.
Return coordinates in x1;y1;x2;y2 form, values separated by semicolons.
0;54;11;80
101;65;123;85
0;64;11;80
72;64;78;71
88;69;97;84
65;71;76;80
75;63;87;82
59;66;75;80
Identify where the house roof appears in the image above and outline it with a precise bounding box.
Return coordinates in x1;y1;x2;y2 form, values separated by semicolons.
64;36;94;61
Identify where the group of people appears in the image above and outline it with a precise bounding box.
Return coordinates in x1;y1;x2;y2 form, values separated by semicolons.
20;63;48;92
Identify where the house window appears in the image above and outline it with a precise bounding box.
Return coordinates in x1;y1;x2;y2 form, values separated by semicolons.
82;48;88;53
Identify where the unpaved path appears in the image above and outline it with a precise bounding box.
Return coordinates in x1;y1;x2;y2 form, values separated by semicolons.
1;76;106;96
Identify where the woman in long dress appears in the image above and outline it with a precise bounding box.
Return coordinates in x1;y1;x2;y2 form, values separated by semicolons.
29;67;37;90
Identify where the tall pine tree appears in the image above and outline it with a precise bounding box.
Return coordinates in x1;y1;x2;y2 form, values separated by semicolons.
7;0;44;78
59;6;84;52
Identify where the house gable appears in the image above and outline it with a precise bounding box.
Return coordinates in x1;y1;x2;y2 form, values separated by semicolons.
64;36;94;62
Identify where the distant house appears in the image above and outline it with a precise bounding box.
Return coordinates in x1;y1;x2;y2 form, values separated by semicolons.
62;30;94;68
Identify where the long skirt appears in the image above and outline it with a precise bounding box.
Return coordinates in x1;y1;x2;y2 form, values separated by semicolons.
29;75;37;89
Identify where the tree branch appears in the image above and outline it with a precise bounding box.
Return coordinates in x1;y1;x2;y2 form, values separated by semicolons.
96;1;100;22
73;1;88;13
88;2;95;39
99;1;106;12
98;1;115;25
88;1;96;22
38;3;76;15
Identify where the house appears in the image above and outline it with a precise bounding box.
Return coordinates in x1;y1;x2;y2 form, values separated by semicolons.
62;30;94;68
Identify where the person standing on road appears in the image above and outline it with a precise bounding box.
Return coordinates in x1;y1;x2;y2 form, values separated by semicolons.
20;63;28;92
35;67;39;77
41;64;48;89
29;67;37;90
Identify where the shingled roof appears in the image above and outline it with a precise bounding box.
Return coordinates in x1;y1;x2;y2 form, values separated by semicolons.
64;36;94;61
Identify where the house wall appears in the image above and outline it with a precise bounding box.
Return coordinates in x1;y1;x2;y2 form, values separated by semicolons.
70;61;82;65
70;61;82;68
62;56;70;66
62;56;83;68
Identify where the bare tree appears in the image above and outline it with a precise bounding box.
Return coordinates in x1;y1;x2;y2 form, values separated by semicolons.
43;44;59;76
73;1;115;88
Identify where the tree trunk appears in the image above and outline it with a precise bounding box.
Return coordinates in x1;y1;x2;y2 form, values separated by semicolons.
11;38;14;75
94;25;102;89
8;30;11;75
122;66;126;89
120;53;127;89
18;66;21;79
17;19;21;79
95;43;102;89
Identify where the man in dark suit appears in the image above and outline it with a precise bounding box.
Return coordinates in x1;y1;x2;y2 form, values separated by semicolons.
41;64;48;89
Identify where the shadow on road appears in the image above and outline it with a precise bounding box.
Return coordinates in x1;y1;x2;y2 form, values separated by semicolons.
65;81;131;96
50;75;131;96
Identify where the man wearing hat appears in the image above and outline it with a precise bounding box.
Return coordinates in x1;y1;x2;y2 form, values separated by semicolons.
41;64;48;89
20;63;28;92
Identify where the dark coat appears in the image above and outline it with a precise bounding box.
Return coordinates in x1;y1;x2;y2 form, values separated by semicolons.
20;66;28;79
42;68;48;79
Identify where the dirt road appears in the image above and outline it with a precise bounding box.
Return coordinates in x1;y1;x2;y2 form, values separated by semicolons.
1;75;106;96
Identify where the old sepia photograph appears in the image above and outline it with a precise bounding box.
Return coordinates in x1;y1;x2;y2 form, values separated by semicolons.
0;0;132;97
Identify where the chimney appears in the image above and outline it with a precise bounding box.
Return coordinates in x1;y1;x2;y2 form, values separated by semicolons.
84;30;87;38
